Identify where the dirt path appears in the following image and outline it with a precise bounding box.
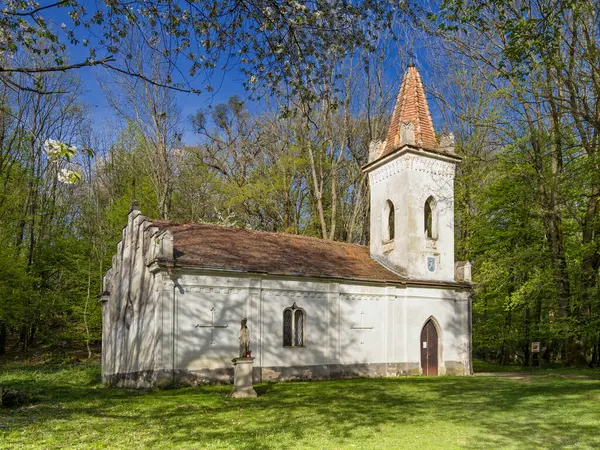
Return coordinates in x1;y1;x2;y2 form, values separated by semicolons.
474;372;595;380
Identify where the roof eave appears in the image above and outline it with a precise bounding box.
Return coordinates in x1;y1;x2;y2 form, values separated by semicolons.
148;260;471;290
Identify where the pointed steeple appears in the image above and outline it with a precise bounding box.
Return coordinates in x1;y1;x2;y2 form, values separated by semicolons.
382;64;437;155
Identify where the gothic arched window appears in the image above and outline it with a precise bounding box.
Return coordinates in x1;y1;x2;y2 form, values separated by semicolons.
384;200;395;242
424;196;436;239
283;303;305;347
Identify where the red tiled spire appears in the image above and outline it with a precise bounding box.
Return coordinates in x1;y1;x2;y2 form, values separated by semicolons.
382;64;437;154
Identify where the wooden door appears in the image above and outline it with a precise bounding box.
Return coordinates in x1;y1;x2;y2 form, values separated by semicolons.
420;320;438;376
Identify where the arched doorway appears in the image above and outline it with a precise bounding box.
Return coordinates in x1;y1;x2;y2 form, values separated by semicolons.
420;319;439;376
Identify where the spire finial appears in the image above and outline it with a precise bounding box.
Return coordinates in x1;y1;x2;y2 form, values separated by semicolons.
130;199;140;213
129;178;140;213
408;49;416;68
380;64;438;155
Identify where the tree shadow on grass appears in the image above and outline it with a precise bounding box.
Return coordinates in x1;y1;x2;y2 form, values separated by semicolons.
1;366;600;449
426;376;600;449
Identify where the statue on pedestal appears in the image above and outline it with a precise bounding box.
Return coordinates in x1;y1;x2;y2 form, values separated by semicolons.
232;317;257;398
239;318;250;358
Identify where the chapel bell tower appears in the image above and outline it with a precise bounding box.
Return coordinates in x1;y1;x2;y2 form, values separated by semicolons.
362;63;461;281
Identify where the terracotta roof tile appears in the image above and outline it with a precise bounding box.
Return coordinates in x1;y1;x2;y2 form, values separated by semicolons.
383;64;438;155
152;221;406;283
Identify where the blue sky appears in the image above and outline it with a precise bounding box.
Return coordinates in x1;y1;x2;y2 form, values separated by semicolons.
44;4;444;146
77;64;252;144
43;5;255;143
72;50;443;147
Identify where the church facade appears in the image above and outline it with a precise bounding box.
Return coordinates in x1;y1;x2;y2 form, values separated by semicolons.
100;65;473;388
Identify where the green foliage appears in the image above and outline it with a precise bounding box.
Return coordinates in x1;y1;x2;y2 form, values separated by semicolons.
0;250;38;329
438;0;600;366
436;0;576;77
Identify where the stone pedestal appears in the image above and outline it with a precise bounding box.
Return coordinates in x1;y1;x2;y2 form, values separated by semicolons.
231;357;257;398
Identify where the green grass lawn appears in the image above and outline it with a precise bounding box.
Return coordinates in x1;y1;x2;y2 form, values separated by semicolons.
1;362;600;449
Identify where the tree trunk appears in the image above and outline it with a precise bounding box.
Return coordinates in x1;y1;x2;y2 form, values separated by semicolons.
329;148;338;241
84;260;93;359
524;308;530;366
28;324;35;346
19;325;27;352
347;176;365;243
592;340;600;368
581;186;600;311
0;323;6;355
305;136;328;239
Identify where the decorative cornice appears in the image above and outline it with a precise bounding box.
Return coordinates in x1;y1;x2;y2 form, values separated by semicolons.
270;290;326;300
362;144;460;173
340;293;383;301
185;286;243;294
368;152;455;185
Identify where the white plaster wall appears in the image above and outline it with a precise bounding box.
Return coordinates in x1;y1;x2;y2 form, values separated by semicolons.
369;166;409;274
368;149;457;281
165;272;470;374
172;274;248;371
403;286;470;372
122;214;160;375
260;286;329;367
339;294;386;365
156;278;174;374
101;297;111;375
101;210;163;379
405;164;455;280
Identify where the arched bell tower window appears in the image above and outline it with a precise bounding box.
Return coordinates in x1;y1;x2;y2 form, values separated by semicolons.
383;200;395;242
283;302;305;347
424;196;436;239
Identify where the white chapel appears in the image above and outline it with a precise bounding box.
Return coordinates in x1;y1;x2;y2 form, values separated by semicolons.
100;64;473;388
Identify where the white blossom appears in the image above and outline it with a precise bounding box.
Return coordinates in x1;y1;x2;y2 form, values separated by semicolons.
291;2;306;11
43;139;63;162
43;139;77;162
57;168;81;184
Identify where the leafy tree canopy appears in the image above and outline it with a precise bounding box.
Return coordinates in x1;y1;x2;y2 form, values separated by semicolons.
0;0;406;98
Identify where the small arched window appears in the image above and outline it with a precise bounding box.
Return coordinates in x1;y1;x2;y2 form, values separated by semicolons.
283;302;305;347
384;200;395;242
424;196;435;239
123;294;133;329
388;202;395;241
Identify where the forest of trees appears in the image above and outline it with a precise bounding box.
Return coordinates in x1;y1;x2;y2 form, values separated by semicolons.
0;0;599;367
